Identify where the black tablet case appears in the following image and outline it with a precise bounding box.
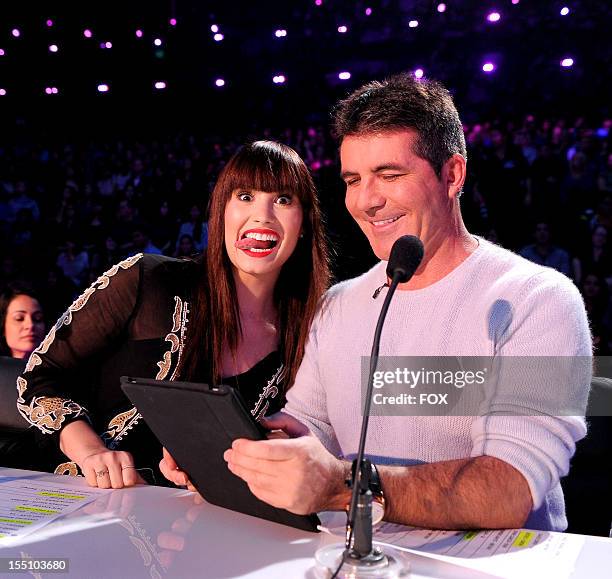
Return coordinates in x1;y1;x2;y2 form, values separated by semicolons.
120;376;320;532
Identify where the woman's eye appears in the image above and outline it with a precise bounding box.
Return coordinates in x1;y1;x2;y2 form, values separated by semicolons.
276;195;292;205
237;192;253;201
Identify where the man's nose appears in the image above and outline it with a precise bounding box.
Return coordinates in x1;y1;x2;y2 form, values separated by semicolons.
354;179;386;214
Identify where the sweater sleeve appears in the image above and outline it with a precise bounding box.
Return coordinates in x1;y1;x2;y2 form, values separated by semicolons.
16;254;144;439
282;299;343;457
470;271;592;510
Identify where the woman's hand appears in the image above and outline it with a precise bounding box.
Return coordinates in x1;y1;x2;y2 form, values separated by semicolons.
159;447;197;491
80;449;145;489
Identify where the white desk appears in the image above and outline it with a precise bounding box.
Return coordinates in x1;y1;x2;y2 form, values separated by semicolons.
0;468;611;579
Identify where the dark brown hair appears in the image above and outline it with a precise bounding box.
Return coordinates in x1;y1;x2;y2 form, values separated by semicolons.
179;141;330;390
332;73;466;177
0;282;43;357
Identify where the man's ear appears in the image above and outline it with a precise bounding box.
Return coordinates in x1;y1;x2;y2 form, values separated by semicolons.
443;154;467;200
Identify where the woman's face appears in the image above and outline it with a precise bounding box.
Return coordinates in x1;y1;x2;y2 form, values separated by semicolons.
592;226;607;248
179;236;194;254
582;275;601;299
4;295;45;359
224;189;303;284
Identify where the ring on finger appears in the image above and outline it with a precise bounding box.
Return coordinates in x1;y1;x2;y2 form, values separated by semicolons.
121;465;137;471
95;469;110;478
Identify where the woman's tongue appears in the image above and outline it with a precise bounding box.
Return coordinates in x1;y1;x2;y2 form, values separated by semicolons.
235;238;275;250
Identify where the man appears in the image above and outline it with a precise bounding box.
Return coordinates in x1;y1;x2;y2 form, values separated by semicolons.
519;221;571;276
163;75;591;531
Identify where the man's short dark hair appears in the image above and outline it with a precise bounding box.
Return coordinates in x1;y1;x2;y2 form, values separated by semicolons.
332;74;466;177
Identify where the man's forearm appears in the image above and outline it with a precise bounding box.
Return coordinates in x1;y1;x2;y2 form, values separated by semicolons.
378;456;532;529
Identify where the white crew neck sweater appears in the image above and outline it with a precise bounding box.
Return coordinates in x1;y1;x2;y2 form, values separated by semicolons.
285;238;592;531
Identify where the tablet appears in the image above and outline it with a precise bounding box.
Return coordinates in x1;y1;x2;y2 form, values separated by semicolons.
120;376;320;532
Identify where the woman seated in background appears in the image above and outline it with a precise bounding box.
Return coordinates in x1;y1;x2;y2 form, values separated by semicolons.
0;283;46;359
16;141;330;489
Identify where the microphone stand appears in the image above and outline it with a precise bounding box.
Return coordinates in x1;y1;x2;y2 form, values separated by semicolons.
316;270;411;578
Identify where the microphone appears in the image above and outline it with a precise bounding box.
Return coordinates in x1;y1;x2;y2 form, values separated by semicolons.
315;235;425;578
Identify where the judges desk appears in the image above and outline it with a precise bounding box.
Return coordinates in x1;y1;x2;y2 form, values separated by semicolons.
1;468;611;579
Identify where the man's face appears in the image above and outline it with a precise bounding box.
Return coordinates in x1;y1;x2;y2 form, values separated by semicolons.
341;130;450;260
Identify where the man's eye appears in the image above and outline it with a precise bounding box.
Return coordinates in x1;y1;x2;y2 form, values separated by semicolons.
382;174;401;181
345;179;360;187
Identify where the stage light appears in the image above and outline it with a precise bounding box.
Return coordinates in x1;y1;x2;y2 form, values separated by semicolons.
275;29;287;38
512;0;520;4
211;25;219;33
273;75;286;84
0;49;4;56
100;41;112;49
49;44;58;53
560;7;570;16
45;87;59;95
338;71;351;80
487;12;501;22
482;62;495;73
154;81;167;90
46;19;54;27
414;68;424;79
214;33;224;41
169;18;177;26
11;29;20;38
437;3;446;12
135;29;143;38
409;20;419;28
154;38;162;46
215;78;225;87
315;0;323;5
365;7;373;16
561;58;574;67
0;89;6;96
337;25;348;33
83;29;93;38
97;84;110;93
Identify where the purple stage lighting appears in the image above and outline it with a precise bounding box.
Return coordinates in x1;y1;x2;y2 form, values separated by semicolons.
414;68;424;79
52;87;58;94
0;49;4;57
365;7;372;16
437;3;446;12
0;89;6;96
512;0;520;4
482;62;495;73
487;12;501;22
409;20;419;28
135;29;143;38
337;25;348;33
560;7;570;16
215;78;225;87
338;71;351;80
46;19;54;27
11;29;20;38
214;33;224;42
315;0;323;5
273;75;286;84
561;58;574;67
49;44;58;53
154;38;162;46
275;29;287;38
83;29;93;38
102;41;112;49
97;84;110;93
45;88;52;95
211;25;219;33
169;18;177;26
154;81;167;90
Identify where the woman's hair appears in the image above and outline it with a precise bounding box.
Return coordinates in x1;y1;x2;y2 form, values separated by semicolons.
0;282;42;356
179;140;331;390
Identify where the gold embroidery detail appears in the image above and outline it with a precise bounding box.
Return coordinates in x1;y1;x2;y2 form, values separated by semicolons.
155;351;173;380
54;462;80;476
171;296;182;332
17;376;27;398
17;396;86;434
17;254;144;433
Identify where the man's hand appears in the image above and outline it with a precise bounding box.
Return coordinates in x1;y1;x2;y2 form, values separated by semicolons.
223;435;349;515
159;448;197;491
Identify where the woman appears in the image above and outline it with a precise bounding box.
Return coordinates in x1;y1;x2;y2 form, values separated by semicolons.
0;283;46;359
175;234;197;258
16;141;330;489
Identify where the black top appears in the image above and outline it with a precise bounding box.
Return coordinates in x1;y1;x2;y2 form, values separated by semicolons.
15;253;285;482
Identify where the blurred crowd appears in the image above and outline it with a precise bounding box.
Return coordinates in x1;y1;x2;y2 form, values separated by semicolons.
1;114;611;354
